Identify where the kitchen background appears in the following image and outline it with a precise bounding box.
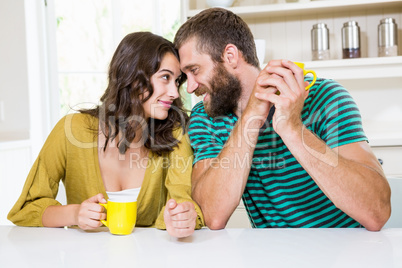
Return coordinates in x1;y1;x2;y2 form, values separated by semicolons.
1;0;401;227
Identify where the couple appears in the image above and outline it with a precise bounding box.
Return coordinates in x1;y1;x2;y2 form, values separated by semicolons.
8;8;391;238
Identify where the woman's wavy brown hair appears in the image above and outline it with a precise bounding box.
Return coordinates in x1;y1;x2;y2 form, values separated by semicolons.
80;32;188;155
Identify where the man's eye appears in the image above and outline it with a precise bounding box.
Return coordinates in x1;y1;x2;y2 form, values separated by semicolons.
190;68;198;74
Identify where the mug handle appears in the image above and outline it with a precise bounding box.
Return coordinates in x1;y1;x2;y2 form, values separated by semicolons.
100;203;108;227
304;70;317;90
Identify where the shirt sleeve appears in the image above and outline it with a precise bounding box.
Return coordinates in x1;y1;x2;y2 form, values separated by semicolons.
188;102;225;164
306;79;367;149
7;117;67;226
154;129;205;230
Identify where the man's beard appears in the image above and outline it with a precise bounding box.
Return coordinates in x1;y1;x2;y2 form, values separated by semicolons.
202;63;242;118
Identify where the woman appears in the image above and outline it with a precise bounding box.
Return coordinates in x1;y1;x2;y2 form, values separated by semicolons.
8;32;204;238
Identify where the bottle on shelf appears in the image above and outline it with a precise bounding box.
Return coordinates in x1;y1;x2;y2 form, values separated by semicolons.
342;21;361;59
378;18;398;57
311;23;330;61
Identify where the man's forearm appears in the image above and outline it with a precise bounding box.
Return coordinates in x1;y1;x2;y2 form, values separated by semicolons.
282;125;391;230
192;114;264;229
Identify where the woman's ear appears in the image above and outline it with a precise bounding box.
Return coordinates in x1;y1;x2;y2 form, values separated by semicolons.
222;44;239;68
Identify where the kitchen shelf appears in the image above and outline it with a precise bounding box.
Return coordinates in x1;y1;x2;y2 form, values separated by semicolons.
186;0;402;19
304;56;402;80
369;134;402;147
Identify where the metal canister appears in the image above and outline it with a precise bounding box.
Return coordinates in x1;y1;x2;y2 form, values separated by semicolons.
378;18;398;57
311;23;330;61
342;21;361;59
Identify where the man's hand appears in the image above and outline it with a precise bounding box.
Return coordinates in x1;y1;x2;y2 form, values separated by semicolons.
164;199;197;238
254;60;309;137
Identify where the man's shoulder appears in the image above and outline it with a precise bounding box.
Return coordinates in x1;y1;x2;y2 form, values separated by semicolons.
307;77;354;104
189;101;237;126
189;101;213;126
190;101;208;117
310;77;347;93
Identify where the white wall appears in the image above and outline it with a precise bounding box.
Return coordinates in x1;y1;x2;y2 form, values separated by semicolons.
0;0;30;139
0;141;31;225
0;0;63;225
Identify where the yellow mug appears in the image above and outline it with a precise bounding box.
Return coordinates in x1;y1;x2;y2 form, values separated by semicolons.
100;201;137;235
294;61;317;90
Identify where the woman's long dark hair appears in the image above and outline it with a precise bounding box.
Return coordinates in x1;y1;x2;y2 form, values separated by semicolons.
81;32;188;155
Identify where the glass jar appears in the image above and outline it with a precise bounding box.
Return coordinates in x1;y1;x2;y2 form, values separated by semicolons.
342;21;361;59
378;18;398;57
311;23;330;61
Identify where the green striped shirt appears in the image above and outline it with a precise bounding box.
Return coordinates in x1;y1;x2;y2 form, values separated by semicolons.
189;78;367;228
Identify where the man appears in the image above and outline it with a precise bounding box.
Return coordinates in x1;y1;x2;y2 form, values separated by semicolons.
174;8;391;230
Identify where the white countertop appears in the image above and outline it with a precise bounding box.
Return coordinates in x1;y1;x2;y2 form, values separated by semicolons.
0;226;401;268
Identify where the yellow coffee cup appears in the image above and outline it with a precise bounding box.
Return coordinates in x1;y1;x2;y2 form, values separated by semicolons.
100;201;137;235
294;62;317;90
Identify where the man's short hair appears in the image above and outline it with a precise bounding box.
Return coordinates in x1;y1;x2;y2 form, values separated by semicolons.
174;7;260;68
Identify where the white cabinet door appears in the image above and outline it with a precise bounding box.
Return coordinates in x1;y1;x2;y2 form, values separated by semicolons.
385;177;402;228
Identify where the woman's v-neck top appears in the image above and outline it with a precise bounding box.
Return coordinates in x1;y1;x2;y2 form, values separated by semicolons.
8;113;204;229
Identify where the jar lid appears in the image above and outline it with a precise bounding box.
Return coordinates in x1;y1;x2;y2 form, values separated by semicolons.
312;23;328;29
343;21;359;27
380;18;396;24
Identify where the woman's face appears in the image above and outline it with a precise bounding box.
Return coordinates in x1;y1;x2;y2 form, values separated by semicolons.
142;52;181;120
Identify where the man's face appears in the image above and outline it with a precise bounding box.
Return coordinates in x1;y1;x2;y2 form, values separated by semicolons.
179;38;242;117
204;63;242;117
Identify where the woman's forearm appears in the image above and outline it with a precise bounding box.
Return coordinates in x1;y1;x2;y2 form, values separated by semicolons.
42;204;80;227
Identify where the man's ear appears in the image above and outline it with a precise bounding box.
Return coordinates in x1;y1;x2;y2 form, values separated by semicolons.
222;44;239;68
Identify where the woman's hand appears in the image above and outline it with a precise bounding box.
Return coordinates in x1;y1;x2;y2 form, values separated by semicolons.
76;193;107;230
164;199;197;238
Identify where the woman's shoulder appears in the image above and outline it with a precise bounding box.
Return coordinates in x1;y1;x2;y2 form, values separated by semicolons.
62;112;97;126
171;126;192;146
169;126;192;155
171;126;186;140
58;113;99;147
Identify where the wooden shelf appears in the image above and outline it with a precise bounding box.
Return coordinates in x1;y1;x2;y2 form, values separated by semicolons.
187;0;402;19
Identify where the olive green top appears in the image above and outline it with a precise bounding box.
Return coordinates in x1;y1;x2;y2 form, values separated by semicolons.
8;113;204;229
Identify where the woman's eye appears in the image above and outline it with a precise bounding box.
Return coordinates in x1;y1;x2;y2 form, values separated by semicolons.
162;74;170;80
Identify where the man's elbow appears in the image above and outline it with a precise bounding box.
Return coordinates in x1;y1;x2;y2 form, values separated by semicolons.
204;215;228;230
363;206;391;232
364;220;387;232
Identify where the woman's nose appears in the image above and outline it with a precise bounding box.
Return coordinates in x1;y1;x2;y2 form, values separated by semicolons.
168;84;180;99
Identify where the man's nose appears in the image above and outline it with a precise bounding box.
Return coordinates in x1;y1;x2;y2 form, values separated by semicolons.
186;75;199;94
